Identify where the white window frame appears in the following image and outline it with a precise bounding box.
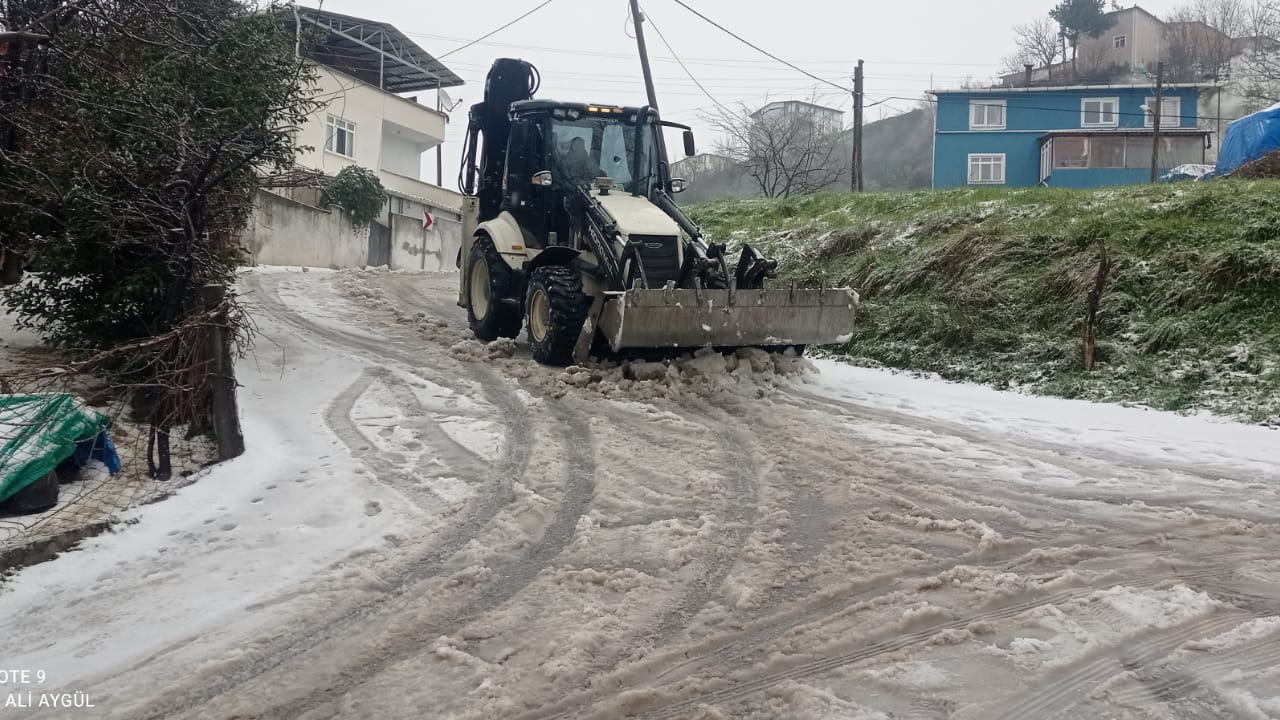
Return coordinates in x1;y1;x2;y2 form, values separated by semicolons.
967;153;1006;185
969;99;1007;130
1114;34;1128;49
1144;97;1182;128
1040;140;1053;182
1081;97;1120;128
325;115;356;158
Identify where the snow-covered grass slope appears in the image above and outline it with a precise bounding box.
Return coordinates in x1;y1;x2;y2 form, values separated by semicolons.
689;180;1280;423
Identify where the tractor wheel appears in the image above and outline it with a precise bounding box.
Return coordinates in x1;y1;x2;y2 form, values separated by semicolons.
466;236;522;341
526;265;590;367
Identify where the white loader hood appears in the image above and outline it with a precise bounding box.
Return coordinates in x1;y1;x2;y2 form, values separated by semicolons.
593;191;681;237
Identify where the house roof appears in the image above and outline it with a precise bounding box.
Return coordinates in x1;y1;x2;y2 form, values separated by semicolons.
930;83;1216;96
1104;4;1163;24
294;8;463;93
750;100;845;118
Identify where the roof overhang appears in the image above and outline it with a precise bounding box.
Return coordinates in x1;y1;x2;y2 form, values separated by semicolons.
930;83;1216;96
1038;128;1211;146
1040;128;1211;136
294;8;463;93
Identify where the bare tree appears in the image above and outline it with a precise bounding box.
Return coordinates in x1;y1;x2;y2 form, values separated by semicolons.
707;100;846;199
1240;0;1280;103
1008;17;1062;78
1165;0;1250;82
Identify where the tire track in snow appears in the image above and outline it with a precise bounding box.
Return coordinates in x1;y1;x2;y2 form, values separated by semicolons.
989;614;1253;720
649;404;762;644
324;367;488;507
622;566;1237;720
1106;632;1280;708
515;401;762;720
266;406;597;720
122;273;539;720
786;389;1278;490
536;514;1214;719
779;391;1270;536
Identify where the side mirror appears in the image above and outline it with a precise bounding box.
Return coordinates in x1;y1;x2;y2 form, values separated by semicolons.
532;170;553;187
683;130;696;157
669;178;688;194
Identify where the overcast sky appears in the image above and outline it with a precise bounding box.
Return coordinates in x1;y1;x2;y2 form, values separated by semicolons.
296;0;1189;190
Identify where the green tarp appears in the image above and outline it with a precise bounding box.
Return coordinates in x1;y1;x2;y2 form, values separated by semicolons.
0;394;109;504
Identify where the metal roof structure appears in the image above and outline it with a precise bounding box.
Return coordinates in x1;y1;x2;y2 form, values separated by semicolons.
295;8;464;93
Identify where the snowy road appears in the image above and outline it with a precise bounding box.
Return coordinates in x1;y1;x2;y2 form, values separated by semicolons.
3;268;1280;719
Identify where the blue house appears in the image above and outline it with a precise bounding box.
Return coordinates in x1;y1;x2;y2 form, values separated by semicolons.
930;84;1212;189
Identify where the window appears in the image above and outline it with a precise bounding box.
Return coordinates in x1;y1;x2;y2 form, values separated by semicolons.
1081;97;1119;127
1053;137;1088;168
1144;97;1182;128
1088;136;1127;168
1114;34;1128;49
967;154;1005;184
1040;140;1052;181
970;99;1006;130
325;115;355;158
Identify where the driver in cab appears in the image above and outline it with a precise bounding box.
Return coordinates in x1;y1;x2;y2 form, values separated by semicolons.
556;136;604;188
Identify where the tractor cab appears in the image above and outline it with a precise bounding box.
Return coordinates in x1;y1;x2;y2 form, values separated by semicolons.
490;100;690;251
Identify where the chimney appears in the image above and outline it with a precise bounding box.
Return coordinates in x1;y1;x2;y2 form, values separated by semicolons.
1024;64;1034;87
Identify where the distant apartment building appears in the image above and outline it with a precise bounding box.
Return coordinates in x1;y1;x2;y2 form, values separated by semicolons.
931;84;1211;189
1003;5;1235;85
750;100;845;134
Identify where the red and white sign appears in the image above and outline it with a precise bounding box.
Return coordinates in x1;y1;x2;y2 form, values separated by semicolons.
422;208;434;230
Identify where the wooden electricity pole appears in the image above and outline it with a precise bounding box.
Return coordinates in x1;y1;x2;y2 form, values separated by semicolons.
437;82;444;186
852;59;864;192
1150;61;1165;183
630;0;660;110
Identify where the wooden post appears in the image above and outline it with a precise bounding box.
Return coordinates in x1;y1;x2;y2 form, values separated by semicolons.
1083;241;1111;371
1150;61;1164;183
852;60;864;192
203;284;245;460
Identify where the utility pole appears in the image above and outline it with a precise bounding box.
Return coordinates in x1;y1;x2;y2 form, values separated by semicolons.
628;0;670;193
852;59;864;192
1150;61;1164;183
629;0;660;110
436;82;444;186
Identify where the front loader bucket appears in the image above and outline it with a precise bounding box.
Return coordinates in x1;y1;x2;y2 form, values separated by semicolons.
596;286;859;353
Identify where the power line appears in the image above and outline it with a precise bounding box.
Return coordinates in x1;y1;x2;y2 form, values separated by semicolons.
667;0;852;93
641;4;732;114
438;0;556;59
406;28;1002;69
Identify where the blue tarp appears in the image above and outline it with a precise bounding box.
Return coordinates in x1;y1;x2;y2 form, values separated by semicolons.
1216;102;1280;175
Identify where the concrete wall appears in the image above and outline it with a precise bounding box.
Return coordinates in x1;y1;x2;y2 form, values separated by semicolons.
390;212;462;272
246;189;464;271
245;190;369;268
380;128;423;179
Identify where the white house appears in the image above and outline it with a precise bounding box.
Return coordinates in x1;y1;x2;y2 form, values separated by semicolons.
750;100;845;134
245;8;466;272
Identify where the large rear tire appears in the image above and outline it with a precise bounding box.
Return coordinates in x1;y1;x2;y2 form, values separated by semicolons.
466;236;522;341
526;265;590;366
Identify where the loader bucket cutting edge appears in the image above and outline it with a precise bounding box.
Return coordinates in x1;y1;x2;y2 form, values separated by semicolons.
597;287;859;352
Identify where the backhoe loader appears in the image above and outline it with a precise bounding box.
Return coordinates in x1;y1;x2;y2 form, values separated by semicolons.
455;9;856;367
